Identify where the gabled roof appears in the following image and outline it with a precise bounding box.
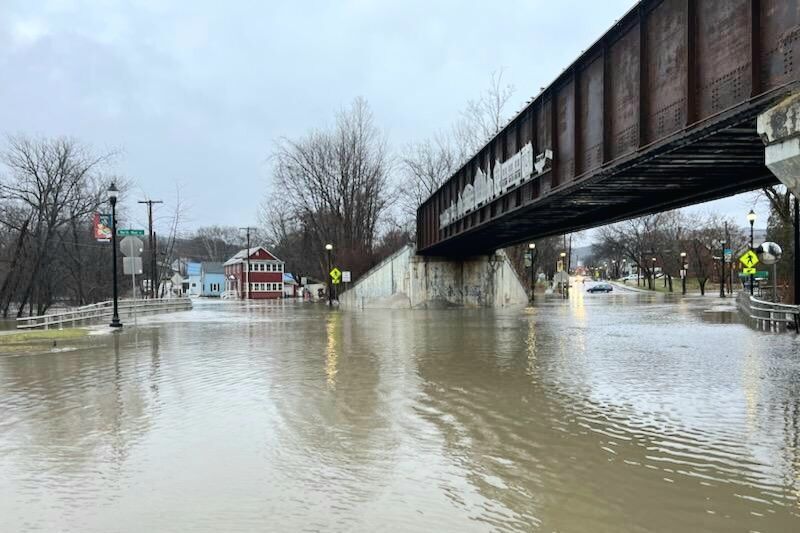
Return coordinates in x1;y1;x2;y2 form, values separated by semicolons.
186;262;202;276
202;262;224;274
223;246;284;266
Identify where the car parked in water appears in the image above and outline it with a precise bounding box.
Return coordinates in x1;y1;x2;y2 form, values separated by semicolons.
587;283;613;293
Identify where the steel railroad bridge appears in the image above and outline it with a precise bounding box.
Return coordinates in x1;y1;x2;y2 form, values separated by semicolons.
416;0;800;256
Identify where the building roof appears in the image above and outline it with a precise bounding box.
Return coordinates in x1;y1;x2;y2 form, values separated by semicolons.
186;262;202;276
223;246;284;266
202;262;224;274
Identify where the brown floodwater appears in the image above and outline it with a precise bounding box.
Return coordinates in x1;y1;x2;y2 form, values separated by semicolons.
1;290;799;532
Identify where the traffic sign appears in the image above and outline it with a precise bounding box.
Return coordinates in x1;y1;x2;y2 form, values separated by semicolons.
739;250;759;268
723;248;732;263
329;267;342;282
743;267;757;275
120;236;144;257
118;229;145;236
342;271;351;283
123;257;143;275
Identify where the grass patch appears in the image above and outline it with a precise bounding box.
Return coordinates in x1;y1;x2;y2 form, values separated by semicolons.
0;328;88;353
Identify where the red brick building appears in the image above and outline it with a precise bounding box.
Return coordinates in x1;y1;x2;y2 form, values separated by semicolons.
223;247;284;300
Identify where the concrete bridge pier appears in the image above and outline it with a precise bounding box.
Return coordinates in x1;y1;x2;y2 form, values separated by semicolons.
757;94;800;304
338;245;528;310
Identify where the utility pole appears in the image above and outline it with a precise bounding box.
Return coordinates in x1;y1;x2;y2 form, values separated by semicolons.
138;199;163;298
240;227;256;300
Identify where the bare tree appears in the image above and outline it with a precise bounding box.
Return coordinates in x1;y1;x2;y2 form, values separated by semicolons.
194;225;242;262
268;97;392;279
0;136;116;316
453;69;516;160
396;133;457;221
397;69;517;230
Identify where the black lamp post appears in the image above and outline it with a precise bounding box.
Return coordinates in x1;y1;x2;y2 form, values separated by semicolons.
747;209;756;295
109;182;122;328
651;257;657;290
719;239;726;298
325;243;334;306
680;252;687;295
528;242;536;303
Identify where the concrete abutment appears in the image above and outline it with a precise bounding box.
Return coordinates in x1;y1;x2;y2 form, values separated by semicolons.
338;245;528;310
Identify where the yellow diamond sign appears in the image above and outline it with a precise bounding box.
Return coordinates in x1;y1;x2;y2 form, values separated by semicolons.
738;250;759;268
329;267;342;283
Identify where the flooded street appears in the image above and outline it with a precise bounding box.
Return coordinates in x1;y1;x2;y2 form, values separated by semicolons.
1;292;799;532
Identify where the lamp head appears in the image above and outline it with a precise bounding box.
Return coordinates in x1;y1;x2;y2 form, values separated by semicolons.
325;243;333;251
747;209;756;224
528;243;536;250
108;182;119;204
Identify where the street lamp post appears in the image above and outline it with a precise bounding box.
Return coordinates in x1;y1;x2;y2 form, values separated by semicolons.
325;243;333;306
108;183;122;328
748;210;757;295
528;243;536;303
651;257;657;290
559;251;567;297
680;252;687;295
719;239;727;298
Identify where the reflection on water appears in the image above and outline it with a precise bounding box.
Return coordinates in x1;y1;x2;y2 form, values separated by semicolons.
0;297;799;532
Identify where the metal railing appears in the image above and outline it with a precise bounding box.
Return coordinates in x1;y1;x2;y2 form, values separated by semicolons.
737;292;800;333
16;298;193;330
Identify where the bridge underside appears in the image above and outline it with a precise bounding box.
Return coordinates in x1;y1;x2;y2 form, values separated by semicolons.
421;96;783;257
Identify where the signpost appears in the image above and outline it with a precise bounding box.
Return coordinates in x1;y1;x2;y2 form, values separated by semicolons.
723;248;733;263
120;236;144;325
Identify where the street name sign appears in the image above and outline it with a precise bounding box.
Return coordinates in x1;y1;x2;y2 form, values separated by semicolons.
118;229;145;236
738;250;759;268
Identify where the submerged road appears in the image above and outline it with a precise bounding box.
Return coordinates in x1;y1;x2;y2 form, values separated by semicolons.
1;289;799;532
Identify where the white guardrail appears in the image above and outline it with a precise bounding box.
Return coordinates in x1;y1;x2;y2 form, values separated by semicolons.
737;292;800;333
16;298;193;330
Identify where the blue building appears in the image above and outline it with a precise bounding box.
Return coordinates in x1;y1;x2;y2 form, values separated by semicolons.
201;262;225;297
186;262;202;296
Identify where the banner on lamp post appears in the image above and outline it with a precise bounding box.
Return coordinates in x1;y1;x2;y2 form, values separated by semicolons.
93;213;112;242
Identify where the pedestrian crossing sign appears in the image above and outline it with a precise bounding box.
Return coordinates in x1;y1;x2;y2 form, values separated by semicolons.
738;250;759;268
742;267;757;275
330;267;342;284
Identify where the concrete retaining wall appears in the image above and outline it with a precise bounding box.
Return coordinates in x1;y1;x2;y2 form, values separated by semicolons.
339;245;528;310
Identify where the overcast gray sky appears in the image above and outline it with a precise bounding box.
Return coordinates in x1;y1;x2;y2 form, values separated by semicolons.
0;0;768;236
